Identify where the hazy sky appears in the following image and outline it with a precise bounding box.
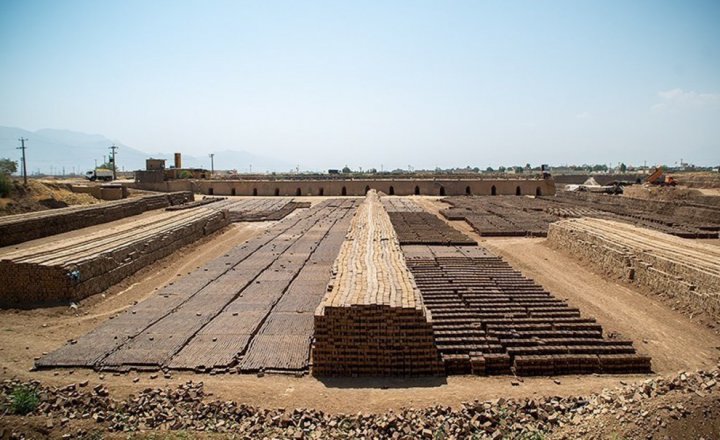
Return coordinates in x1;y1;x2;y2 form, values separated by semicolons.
1;0;718;171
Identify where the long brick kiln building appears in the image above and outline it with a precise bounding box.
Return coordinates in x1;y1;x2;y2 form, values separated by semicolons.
131;177;556;197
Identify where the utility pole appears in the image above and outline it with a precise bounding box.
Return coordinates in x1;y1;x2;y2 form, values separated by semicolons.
17;137;28;185
109;145;118;180
209;154;215;176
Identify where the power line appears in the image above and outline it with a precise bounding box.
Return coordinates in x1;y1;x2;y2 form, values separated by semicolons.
109;145;118;180
17;137;28;185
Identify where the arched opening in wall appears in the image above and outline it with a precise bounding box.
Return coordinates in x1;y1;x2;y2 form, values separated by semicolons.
365;185;371;194
439;186;446;196
252;188;258;196
274;188;280;196
389;186;395;195
208;188;214;195
491;185;497;196
231;188;236;196
319;187;324;196
636;178;642;184
465;186;472;196
341;186;347;196
516;186;522;196
414;186;420;195
535;187;542;196
296;188;302;196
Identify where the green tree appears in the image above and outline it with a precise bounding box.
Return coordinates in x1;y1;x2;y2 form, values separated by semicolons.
486;167;494;172
0;158;16;197
0;158;17;175
619;162;627;173
498;166;506;172
342;166;351;174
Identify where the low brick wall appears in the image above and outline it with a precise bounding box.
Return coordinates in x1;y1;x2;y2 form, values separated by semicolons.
0;207;228;307
547;218;720;324
0;191;194;247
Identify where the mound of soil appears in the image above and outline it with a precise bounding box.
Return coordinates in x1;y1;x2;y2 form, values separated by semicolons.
622;184;703;201
0;180;99;216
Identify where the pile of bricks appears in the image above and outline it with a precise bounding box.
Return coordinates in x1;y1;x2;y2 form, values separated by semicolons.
547;217;720;325
313;191;443;376
0;191;194;247
403;245;651;376
0;206;227;307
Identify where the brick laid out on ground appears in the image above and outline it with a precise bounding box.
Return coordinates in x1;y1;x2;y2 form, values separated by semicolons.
440;196;558;237
0;205;228;307
440;194;720;239
0;191;194;247
382;197;477;245
546;192;720;239
211;198;312;222
36;199;358;373
547;217;720;325
313;190;444;376
403;245;651;376
170;200;356;372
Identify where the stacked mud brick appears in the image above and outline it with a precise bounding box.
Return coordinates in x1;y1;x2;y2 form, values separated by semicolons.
0;191;194;247
212;198;311;222
37;199;357;373
547;192;720;239
0;206;228;307
403;245;651;376
548;218;720;325
382;197;476;245
166;197;224;211
440;197;559;237
313;191;443;376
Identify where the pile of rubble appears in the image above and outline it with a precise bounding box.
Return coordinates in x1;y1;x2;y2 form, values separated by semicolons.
2;365;718;439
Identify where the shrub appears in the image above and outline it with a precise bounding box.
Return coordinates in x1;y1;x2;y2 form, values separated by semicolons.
0;173;12;197
9;385;40;415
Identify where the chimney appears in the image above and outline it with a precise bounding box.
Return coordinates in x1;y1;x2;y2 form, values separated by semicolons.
174;153;182;169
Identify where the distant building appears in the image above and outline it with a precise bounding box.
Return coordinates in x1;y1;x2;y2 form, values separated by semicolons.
146;158;166;171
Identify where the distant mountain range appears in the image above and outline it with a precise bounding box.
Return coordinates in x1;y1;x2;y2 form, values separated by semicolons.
0;126;293;174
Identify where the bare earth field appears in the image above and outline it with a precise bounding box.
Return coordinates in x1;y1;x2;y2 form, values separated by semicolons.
1;193;719;440
0;197;717;417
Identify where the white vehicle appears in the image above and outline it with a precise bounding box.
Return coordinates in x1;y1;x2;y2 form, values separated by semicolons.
85;168;114;181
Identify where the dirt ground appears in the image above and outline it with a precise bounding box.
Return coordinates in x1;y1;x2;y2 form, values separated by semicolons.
0;197;717;418
0;180;99;216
